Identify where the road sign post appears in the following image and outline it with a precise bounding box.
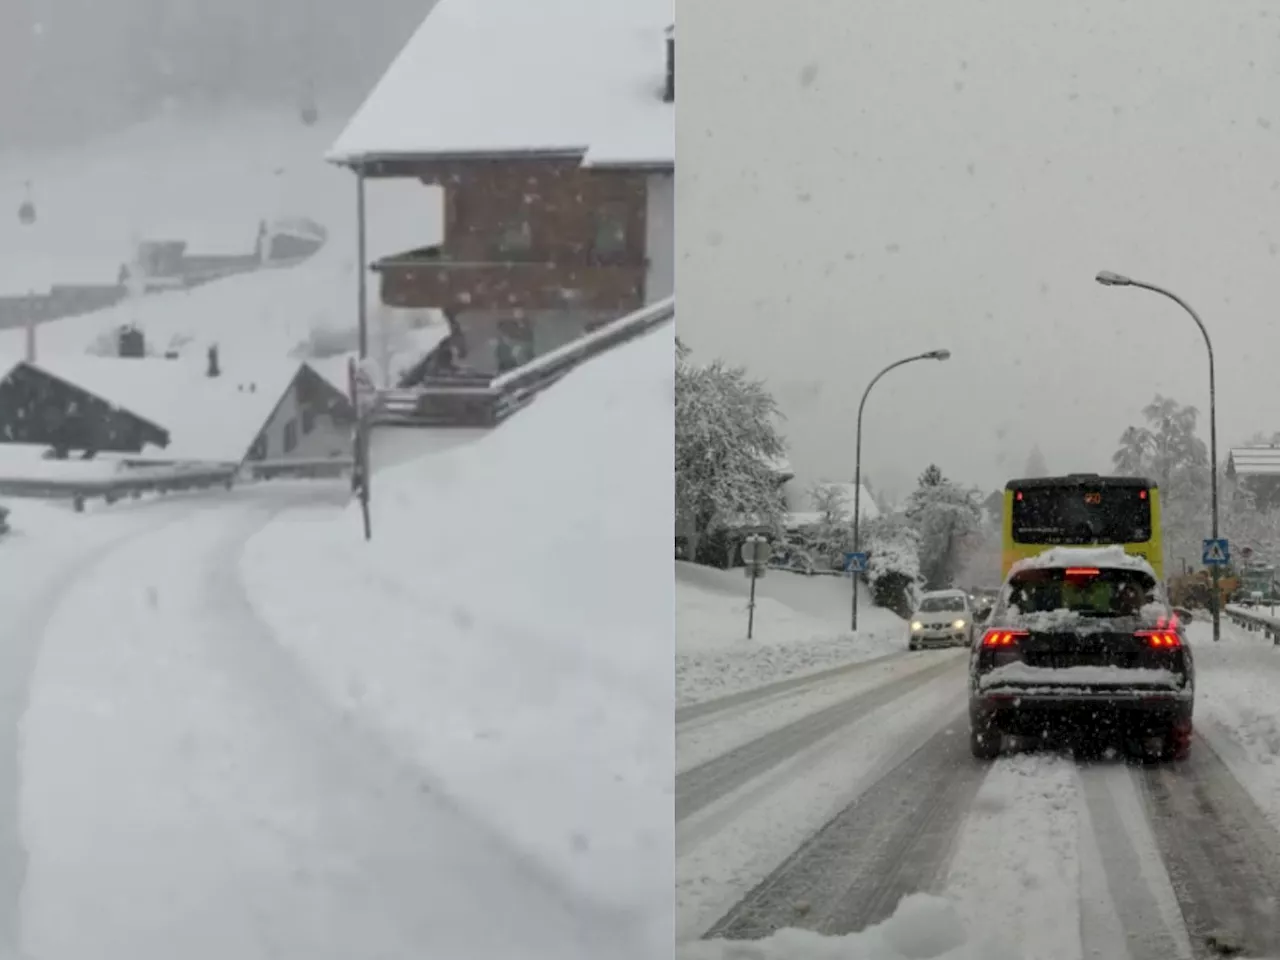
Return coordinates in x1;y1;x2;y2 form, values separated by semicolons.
844;551;868;576
741;535;771;640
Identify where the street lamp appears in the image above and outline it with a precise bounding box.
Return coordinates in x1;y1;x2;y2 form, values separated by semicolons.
1095;270;1221;642
851;348;951;631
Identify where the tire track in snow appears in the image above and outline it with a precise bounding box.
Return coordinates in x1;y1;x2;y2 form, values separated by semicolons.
204;495;642;957
0;502;200;956
675;649;914;725
1076;763;1188;960
675;654;963;824
701;722;984;940
1138;737;1280;959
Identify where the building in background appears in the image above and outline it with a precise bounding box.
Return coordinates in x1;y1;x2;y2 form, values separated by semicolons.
327;0;675;383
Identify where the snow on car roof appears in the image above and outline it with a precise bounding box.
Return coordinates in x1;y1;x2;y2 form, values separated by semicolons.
328;0;674;167
1008;545;1157;578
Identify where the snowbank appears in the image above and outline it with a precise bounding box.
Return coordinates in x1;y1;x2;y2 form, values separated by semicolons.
680;893;1018;960
676;562;904;705
240;324;673;953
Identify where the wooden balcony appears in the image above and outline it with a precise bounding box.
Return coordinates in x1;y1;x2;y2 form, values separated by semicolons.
374;246;644;312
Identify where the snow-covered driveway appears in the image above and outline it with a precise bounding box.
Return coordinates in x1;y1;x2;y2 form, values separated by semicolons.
6;487;616;960
681;619;1280;959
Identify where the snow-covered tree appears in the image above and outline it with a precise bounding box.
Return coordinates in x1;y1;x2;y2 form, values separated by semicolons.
863;513;922;616
1023;445;1050;478
905;466;983;589
675;344;786;557
1112;394;1214;572
805;482;852;564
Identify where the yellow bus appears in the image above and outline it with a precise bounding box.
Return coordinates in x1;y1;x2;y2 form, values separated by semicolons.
1002;474;1162;579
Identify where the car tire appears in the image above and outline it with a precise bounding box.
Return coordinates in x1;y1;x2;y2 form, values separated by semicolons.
1160;723;1192;762
908;641;919;651
970;726;1001;761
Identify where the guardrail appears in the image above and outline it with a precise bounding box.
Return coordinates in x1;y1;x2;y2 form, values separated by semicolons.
0;456;353;512
1224;604;1280;644
0;463;238;512
371;297;675;428
244;457;353;480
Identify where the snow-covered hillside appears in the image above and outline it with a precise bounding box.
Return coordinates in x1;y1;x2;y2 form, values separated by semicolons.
239;322;675;955
0;108;445;375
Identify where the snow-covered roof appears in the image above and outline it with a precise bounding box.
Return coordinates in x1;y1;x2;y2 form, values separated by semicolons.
1228;446;1280;476
1008;546;1156;578
25;354;301;463
328;0;675;168
759;452;793;477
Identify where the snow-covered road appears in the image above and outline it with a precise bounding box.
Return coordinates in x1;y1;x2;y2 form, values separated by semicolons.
5;487;623;960
681;619;1280;960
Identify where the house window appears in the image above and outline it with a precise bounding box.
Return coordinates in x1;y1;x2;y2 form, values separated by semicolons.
283;419;298;453
592;203;629;263
302;405;316;435
494;220;533;258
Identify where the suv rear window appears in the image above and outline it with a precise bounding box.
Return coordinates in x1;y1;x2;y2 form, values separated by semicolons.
919;595;965;612
1003;568;1159;618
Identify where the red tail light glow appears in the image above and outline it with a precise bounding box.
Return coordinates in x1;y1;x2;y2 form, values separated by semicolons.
1064;567;1100;577
982;629;1028;647
1136;630;1181;649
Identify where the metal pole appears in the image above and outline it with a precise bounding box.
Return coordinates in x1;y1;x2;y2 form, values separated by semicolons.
851;350;949;630
356;168;369;360
747;566;758;640
354;169;373;539
1124;279;1221;642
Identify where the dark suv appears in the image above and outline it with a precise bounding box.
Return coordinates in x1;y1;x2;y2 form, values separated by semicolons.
969;549;1194;761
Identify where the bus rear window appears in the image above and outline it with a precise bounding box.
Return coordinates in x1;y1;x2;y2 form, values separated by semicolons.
1011;486;1151;545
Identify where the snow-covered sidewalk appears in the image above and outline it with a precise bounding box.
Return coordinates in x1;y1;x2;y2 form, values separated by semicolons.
240;326;674;957
676;561;905;705
1188;617;1280;834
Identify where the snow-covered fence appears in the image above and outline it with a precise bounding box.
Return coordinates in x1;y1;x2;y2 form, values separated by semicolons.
372;297;674;428
1225;604;1280;645
0;464;237;512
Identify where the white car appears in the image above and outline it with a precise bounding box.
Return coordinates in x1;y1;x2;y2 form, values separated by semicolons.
908;589;975;649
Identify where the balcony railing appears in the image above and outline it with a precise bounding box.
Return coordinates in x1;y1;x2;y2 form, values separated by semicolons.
371;296;674;428
375;246;644;311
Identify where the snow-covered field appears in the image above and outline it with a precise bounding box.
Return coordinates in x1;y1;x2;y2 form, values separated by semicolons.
0;108;445;377
240;323;674;956
676;561;906;705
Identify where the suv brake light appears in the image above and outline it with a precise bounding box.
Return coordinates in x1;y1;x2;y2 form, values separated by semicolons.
982;629;1027;647
1136;629;1181;649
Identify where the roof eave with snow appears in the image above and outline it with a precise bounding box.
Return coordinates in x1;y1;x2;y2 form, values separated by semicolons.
325;146;591;169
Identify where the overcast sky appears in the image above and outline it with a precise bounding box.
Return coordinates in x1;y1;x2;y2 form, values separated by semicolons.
677;0;1280;504
0;0;431;147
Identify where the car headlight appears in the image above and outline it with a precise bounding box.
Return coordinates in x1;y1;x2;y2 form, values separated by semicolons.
954;619;967;629
911;621;923;631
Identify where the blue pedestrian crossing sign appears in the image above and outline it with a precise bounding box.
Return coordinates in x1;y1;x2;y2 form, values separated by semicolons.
844;551;868;573
1202;538;1230;566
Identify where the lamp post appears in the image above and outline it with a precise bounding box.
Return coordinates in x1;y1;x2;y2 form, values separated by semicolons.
1096;270;1221;642
17;182;37;362
851;348;952;631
